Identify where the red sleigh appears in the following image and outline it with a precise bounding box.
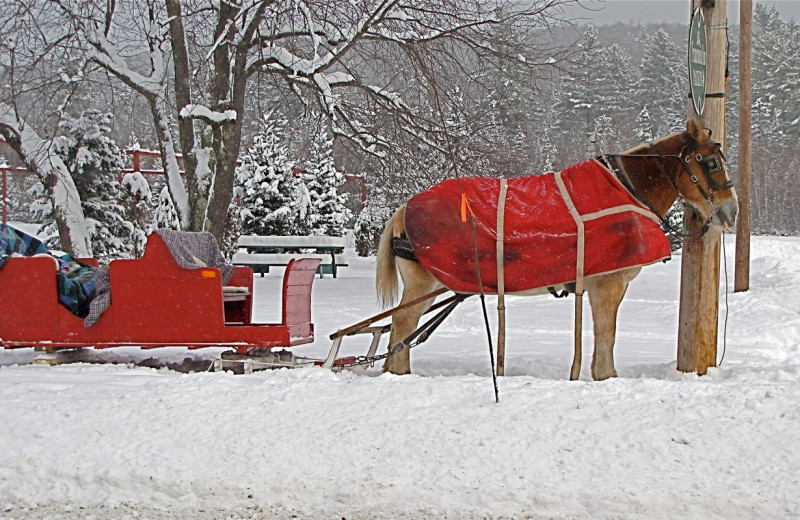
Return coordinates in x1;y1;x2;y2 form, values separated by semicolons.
0;233;328;367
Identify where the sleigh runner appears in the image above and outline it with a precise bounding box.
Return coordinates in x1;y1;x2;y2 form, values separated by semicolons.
323;287;468;369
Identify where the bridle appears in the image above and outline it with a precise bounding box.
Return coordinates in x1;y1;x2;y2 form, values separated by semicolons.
602;130;733;239
655;130;733;203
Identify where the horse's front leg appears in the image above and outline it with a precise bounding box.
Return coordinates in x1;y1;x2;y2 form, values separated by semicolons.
585;269;637;380
383;259;441;375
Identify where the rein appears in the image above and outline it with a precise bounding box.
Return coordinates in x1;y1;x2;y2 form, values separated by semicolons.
602;131;730;241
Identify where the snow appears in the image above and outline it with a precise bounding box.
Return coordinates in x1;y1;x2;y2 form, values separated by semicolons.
2;235;800;519
155;112;190;229
121;172;152;200
179;105;237;124
87;31;164;93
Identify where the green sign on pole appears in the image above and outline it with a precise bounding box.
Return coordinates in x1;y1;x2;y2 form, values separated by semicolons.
688;7;707;116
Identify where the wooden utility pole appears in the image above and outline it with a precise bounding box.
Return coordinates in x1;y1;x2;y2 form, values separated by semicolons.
677;0;727;375
735;0;752;292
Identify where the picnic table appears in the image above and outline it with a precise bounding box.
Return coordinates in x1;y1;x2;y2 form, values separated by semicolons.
232;235;348;278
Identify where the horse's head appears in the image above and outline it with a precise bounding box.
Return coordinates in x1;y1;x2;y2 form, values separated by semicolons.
672;118;738;230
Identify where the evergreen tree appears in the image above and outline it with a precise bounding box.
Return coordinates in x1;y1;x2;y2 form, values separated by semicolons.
526;83;562;172
354;203;392;257
153;187;180;231
120;172;152;257
555;25;607;163
235;115;309;236
663;200;685;252
635;107;655;142
481;13;538;177
635;28;685;140
747;5;800;233
753;5;800;137
32;110;134;259
303;129;352;236
590;114;618;150
555;27;638;163
595;44;638;130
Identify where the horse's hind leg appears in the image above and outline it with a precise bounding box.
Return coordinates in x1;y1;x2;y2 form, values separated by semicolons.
383;258;442;375
585;269;637;380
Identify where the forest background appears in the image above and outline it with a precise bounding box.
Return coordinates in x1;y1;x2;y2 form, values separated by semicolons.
0;1;797;261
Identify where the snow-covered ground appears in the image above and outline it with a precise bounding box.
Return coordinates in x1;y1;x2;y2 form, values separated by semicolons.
1;235;799;519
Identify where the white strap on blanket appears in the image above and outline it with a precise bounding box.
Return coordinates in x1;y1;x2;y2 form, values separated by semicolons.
495;178;509;376
555;172;585;381
554;172;585;292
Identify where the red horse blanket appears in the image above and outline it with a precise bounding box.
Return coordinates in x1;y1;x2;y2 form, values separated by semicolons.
404;159;671;294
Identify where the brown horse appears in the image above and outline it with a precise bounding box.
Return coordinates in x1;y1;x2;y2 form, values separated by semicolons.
375;118;738;379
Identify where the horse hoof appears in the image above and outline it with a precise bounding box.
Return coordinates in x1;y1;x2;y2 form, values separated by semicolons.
382;364;411;375
592;370;618;381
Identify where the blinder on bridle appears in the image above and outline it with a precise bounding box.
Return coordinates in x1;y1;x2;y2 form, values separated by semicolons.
679;129;734;198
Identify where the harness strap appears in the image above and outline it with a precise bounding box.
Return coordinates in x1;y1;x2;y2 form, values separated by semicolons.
392;235;418;262
495;179;509;376
388;294;469;355
603;154;664;218
554;171;585;381
548;286;570;298
648;142;683;194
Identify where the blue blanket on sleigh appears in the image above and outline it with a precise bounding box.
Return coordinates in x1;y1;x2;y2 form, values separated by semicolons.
0;224;97;318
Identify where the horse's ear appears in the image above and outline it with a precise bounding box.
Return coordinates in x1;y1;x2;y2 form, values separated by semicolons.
686;118;709;143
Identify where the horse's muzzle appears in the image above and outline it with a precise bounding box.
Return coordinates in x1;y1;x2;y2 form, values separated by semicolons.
712;198;739;229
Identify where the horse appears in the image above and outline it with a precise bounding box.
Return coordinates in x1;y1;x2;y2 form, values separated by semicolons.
375;118;738;380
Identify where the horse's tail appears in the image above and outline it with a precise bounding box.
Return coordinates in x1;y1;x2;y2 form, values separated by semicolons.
376;207;404;308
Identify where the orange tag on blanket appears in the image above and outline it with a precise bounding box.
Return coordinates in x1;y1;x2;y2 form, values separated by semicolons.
460;193;474;223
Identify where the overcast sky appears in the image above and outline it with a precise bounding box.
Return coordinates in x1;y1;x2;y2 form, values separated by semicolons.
563;1;800;25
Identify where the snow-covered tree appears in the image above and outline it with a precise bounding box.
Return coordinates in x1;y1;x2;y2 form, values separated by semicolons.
303;129;352;237
153;187;180;231
663;200;685;252
594;44;638;129
556;27;639;164
236;116;309;236
120;172;151;257
635;107;655;142
525;83;562;172
47;110;134;260
355;204;393;257
752;5;800;136
744;5;800;234
590;114;617;151
555;25;607;162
